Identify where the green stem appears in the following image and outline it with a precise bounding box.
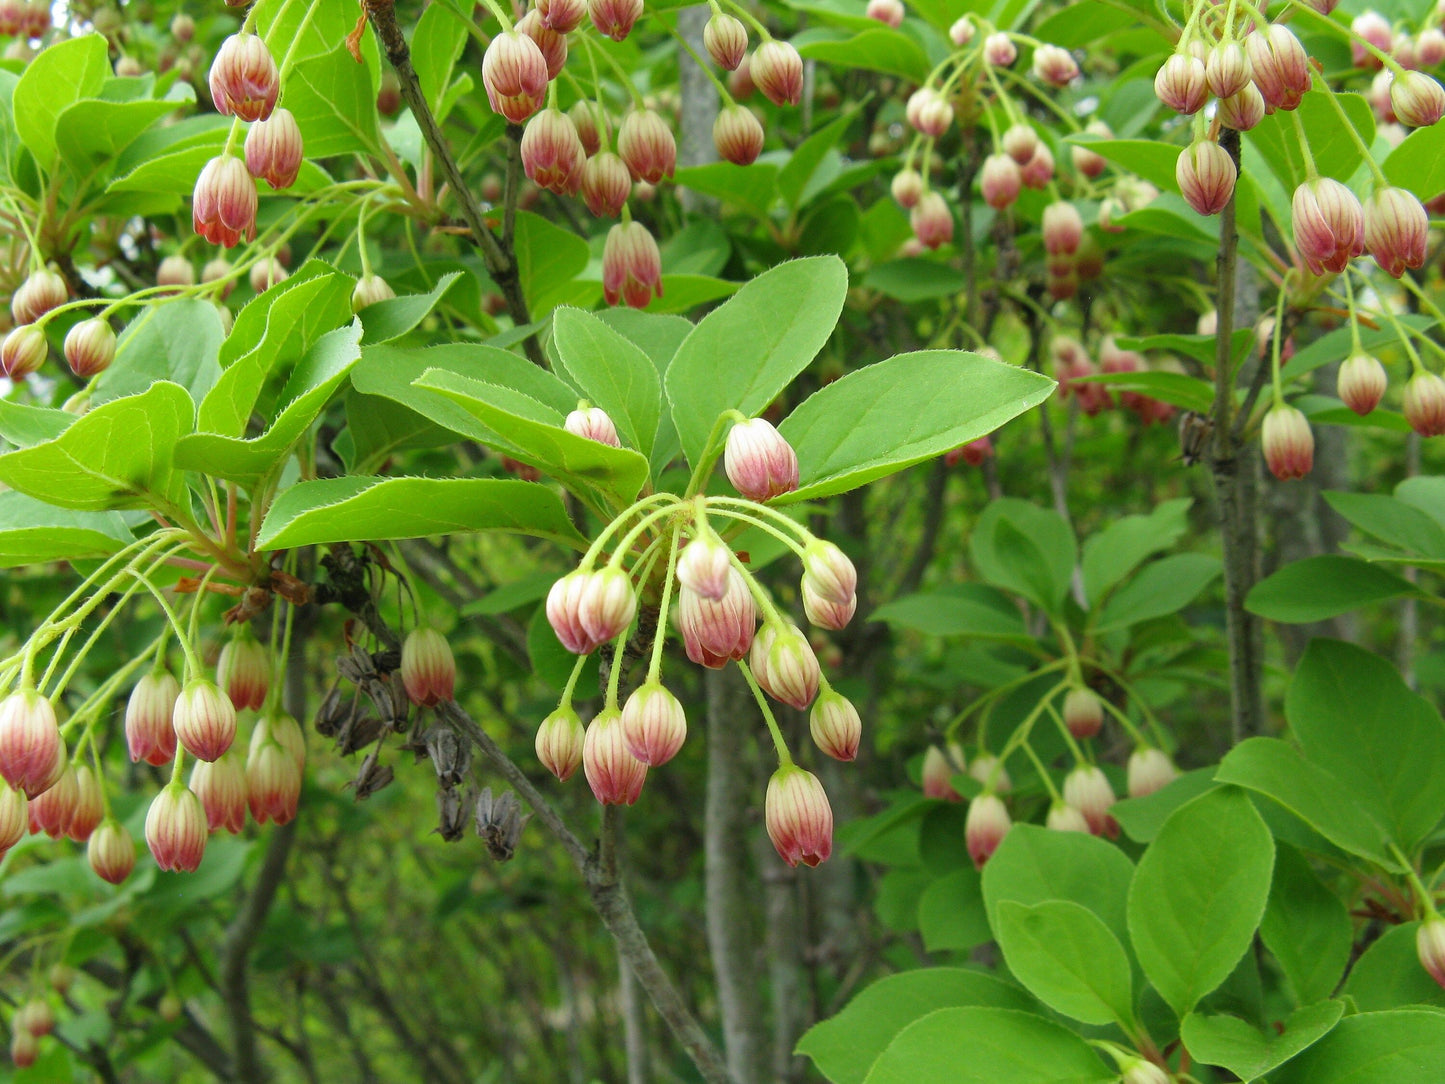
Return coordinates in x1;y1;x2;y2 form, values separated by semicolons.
735;659;791;764
1021;739;1062;803
684;411;743;499
647;525;683;683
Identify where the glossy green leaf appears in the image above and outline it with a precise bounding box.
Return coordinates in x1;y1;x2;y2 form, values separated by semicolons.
357;272;461;345
778;109;857;210
981;825;1136;946
797;29;930;83
862;259;966;302
96;298;226;407
0;382;194;513
1182;1001;1343;1081
105;137;332;197
1095;553;1220;631
862;1007;1113;1084
256;476;587;550
1127;787;1274;1017
796;969;1036;1084
1271;1010;1445;1084
1260;844;1352;1007
1080;498;1192;606
777;350;1055;502
674;162;779;219
870;583;1029;641
552;307;662;460
514;212;590;317
1110;770;1219;844
1384;118;1445;196
1325;490;1445;557
1247;555;1424;622
0;402;71;448
411;2;467;120
277;27;381;158
14;33;109;166
969;500;1076;616
55;89;193;173
1069;137;1177;192
1080;370;1215;413
0;492;133;569
995;900;1135;1027
1248;91;1374;191
666;256;847;468
1341;923;1445;1013
917;868;993;952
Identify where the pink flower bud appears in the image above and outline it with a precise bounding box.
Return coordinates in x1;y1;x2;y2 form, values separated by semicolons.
30;762;77;838
536;706;586;781
729;53;756;99
677;535;733;601
1122;1058;1170;1084
865;0;903;26
1071;130;1107;179
250;257;289;294
580;152;631;218
891;168;923;208
1205;40;1251;98
1352;11;1394;70
0;690;61;798
538;0;587;32
1154;53;1207;114
751;622;821;710
245;737;301;826
1063;687;1103;740
172;679;237;763
1391;70;1445;126
965;793;1011;867
705;12;748;69
618;110;676;185
1032;43;1078;86
352;273;396;311
157;254;196;290
949;16;974;46
217;634;270;712
1247;24;1310;111
62;317;116;378
969;752;1012;793
570;101;608;157
209;34;278;122
766;766;832;866
921;744;962;799
18;999;49;1038
522;108;586;195
126;670;180;766
980;153;1022;209
564;404;621;446
190;751;248;833
482;30;548;122
713;103;765;166
1338;351;1388;415
0;786;26;854
145;782;208;873
1020;143;1055;189
945;436;994;468
1042;200;1083;257
1047;801;1091;833
1420;28;1445;67
193;155;257;248
983;31;1016;67
1217;81;1265;131
1;324;46;380
401;626;457;706
1404;370;1445;436
88;818;135;884
1001;122;1038;165
66;764;103;842
9;1030;35;1069
905;87;953;137
11;268;66;324
753;40;804;106
516;10;568;81
678;566;757;667
1262;403;1314;480
725;417;799;500
244;106;304;189
18;0;41;39
810;690;860;761
588;0;643;41
547;572;603;654
583;708;648;804
249;710;305;774
620;682;687;766
1063;765;1117;836
1292;177;1364;275
1126;747;1178;798
579;567;637;647
1418;916;1445;988
802;578;856;630
602;221;664;308
802;540;856;609
910;190;954;249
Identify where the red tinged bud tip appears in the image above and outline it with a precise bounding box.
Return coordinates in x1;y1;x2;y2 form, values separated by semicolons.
193;155;258;248
910;190;955;249
516;10;568;82
588;0;643;41
891;168;923;209
1421;27;1445;67
401;626;457;706
1352;11;1394;70
1032;43;1078;87
570;101;608;157
583;708;648;805
1001;122;1038;165
983;31;1016;67
980;153;1022;210
725;417;799;500
9;1030;36;1069
17;1000;51;1039
29;762;77;838
1247;23;1310;111
352;273;396;312
750;622;822;710
580;152;631;218
10;268;66;324
249;709;306;774
965;793;1011;867
905;87;953;137
481;30;549;123
752;40;804;106
536;706;586;781
190;751;248;834
245;724;302;826
713;104;765;166
802;540;857;609
244;106;304;190
921;744;963;799
1046;802;1091;833
538;0;587;32
564;404;622;446
1042;200;1083;256
1062;686;1103;740
88;818;136;884
0;324;47;380
63;317;116;379
865;0;903;28
676;534;733;601
810;690;861;761
1262;403;1315;480
66;764;103;842
1418;916;1445;988
620;682;687;766
1337;351;1388;415
1063;765;1118;836
217;634;271;712
1404;370;1445;437
547;571;603;654
0;690;62;798
172;679;237;763
126;670;180;766
1217;81;1265;132
1177;142;1236;219
705;12;748;70
1365;186;1428;276
765;766;833;867
677;565;757;667
581;566;639;644
945;435;994;468
0;786;26;854
617;110;677;184
522;108;587;195
602;220;664;309
145;782;208;873
1205;40;1251;99
1154;53;1207;115
1071;122;1110;179
1127;747;1179;798
1020;142;1055;189
208;34;279;122
948;15;974;46
1292;177;1365;275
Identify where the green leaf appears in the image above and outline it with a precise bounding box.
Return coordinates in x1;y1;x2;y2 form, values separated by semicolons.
1080;370;1216;414
666;256;847;468
1248;90;1374;191
870;583;1029;641
106;137;332;197
796;969;1036;1084
862;259;966;302
357;272;461;345
1247;555;1424;622
1325;490;1445;557
515;212;590;317
411;2;468;119
777;350;1055;502
55;89;194;173
1214;738;1392;866
414;369;651;504
969;500;1076;616
1271;1010;1445;1084
1384;119;1445;197
96;299;226;407
1127;787;1275;1018
797;29;931;82
917;868;993;952
1110;770;1219;844
1115;329;1256;371
1081;499;1192;607
552;307;662;460
674;162;779;219
1281;315;1436;381
256;477;587;550
0;402;71;447
14;33;109;166
1341;923;1445;1013
1289;639;1445;855
1095;553;1220;632
0;382;194;513
1181;1001;1343;1081
862;1007;1113;1084
779;109;857;210
1068;137;1177;192
981;824;1136;947
1260;844;1353;1007
282;34;382;158
995;900;1135;1027
0;492;133;569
